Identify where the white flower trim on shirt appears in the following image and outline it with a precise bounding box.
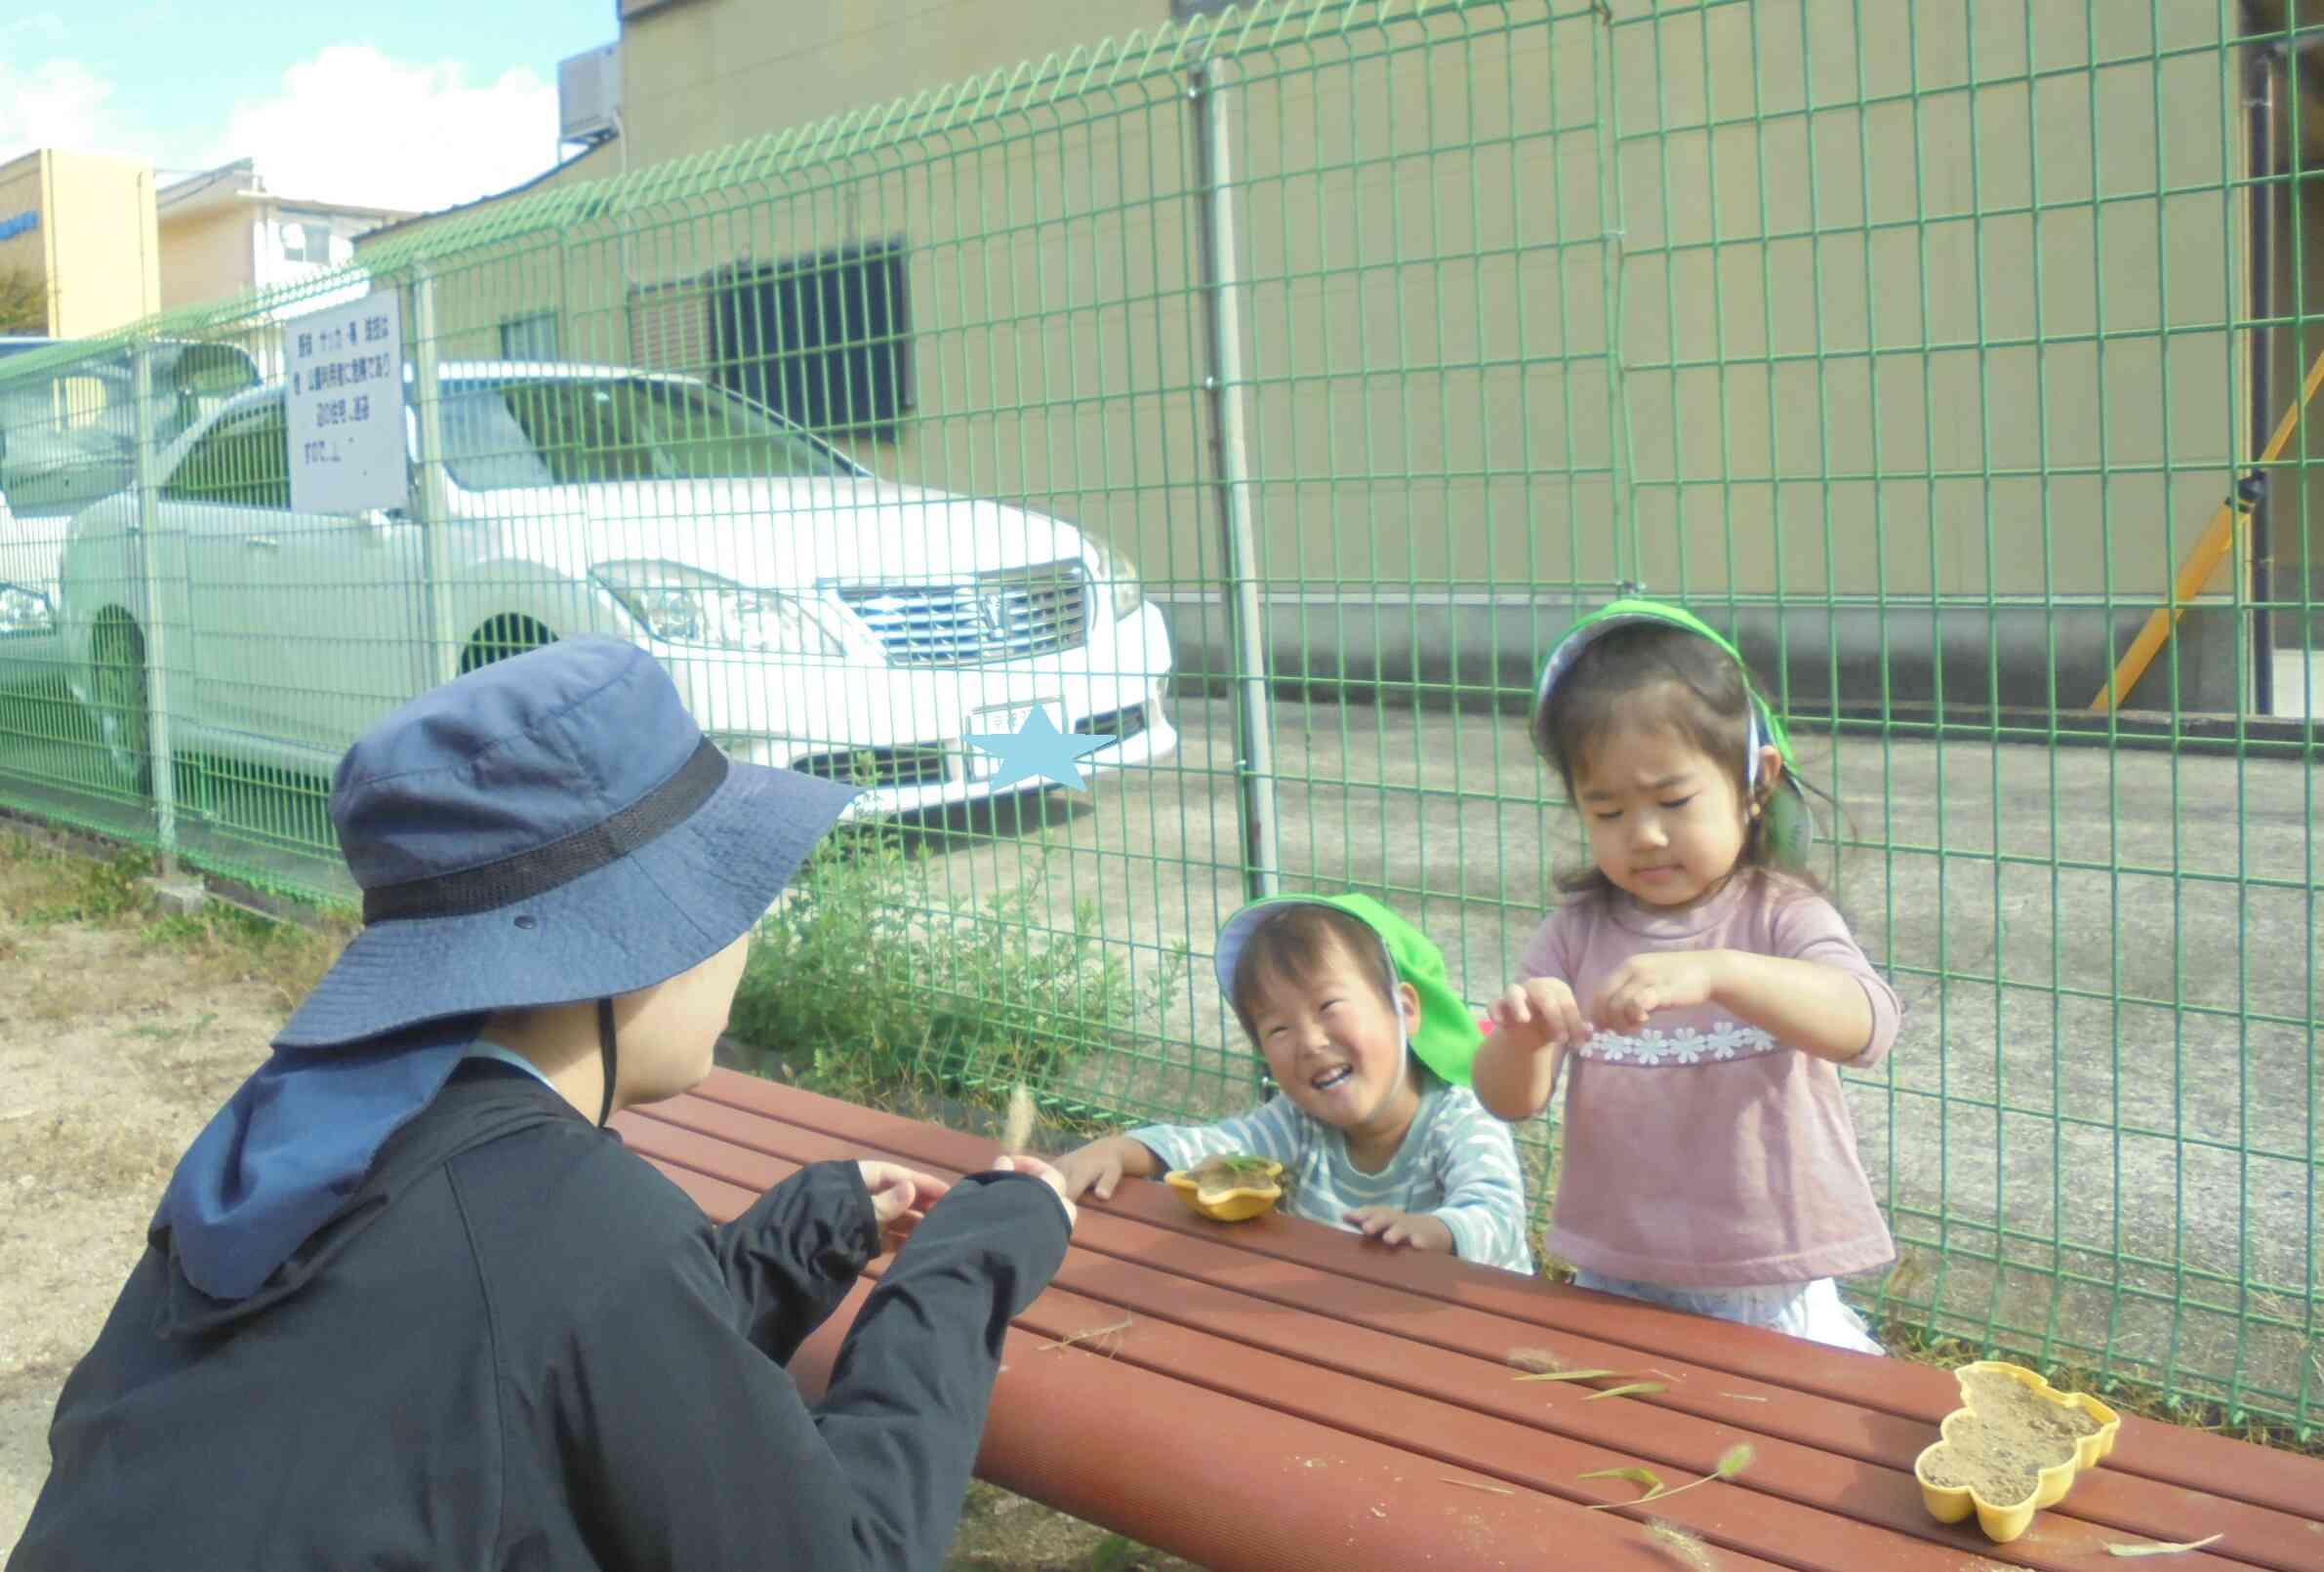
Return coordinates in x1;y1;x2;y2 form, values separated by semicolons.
1578;1018;1777;1067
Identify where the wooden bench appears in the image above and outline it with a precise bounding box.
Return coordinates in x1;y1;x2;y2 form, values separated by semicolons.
615;1069;2324;1572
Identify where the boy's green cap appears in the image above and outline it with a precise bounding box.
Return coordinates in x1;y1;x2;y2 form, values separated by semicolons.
1213;892;1481;1086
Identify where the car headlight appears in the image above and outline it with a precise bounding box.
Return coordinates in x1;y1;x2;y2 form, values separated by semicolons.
1082;534;1145;619
591;561;844;657
0;584;57;636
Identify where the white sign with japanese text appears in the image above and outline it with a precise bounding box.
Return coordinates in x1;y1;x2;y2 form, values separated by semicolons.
286;290;408;515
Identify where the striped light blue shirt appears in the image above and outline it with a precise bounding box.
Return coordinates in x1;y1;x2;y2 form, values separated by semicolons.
1130;1079;1535;1274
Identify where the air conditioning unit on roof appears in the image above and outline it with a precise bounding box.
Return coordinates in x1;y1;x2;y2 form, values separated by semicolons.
558;44;621;146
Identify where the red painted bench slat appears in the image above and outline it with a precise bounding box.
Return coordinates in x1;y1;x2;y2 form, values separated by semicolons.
687;1072;2324;1521
620;1133;1800;1568
624;1104;2319;1572
618;1091;2304;1569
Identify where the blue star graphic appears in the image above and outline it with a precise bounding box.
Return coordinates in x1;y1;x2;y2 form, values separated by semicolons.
962;705;1112;792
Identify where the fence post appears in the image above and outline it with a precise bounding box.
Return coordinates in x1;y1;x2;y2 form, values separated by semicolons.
1189;60;1280;904
407;266;461;689
128;341;180;874
1590;7;1637;587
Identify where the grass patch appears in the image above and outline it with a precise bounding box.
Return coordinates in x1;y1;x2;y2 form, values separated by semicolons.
143;901;352;1011
5;835;156;924
944;1481;1198;1571
728;829;1186;1116
0;831;351;1007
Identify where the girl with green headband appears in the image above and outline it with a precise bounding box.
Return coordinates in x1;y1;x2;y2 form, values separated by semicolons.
1473;599;1902;1352
1053;893;1534;1273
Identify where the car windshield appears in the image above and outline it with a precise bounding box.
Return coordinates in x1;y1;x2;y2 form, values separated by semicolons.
439;375;857;490
0;368;136;445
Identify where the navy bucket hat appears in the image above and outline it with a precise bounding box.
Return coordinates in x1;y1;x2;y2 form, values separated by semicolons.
276;635;861;1048
161;637;861;1303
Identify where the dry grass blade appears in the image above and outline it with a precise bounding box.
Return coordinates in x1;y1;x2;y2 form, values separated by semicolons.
1514;1368;1629;1384
1645;1517;1717;1571
1591;1445;1753;1512
1438;1476;1516;1496
999;1083;1037;1153
1040;1313;1133;1355
1577;1466;1665;1504
1581;1381;1669;1402
2101;1535;2223;1558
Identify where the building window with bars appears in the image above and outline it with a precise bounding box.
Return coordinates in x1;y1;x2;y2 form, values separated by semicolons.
712;238;912;441
499;311;561;362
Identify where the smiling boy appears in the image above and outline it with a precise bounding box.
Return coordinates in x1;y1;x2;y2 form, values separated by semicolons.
1053;894;1533;1273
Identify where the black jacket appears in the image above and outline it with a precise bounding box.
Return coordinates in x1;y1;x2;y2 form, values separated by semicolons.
8;1064;1070;1570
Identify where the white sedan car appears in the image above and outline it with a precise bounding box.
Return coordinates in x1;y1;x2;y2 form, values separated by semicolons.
58;362;1177;815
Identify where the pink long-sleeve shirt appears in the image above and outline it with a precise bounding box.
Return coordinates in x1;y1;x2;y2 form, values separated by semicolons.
1517;869;1901;1288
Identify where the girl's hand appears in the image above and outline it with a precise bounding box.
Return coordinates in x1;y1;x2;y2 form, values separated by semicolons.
1488;977;1592;1055
1344;1206;1456;1254
855;1161;952;1250
1590;950;1728;1031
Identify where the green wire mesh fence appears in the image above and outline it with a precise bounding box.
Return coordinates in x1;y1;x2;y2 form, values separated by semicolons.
0;0;2314;1428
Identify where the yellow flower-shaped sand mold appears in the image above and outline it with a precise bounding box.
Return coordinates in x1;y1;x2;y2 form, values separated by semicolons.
1913;1361;2121;1544
1164;1154;1285;1223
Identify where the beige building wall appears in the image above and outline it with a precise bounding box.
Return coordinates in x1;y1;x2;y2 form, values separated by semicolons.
1611;1;2245;605
0;153;51;332
0;149;160;337
616;0;1169;175
159;205;257;313
358;1;2271;705
359;143;614;360
33;151;159;337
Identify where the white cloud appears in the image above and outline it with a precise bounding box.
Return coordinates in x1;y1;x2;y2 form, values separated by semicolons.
0;58;119;163
203;44;562;217
0;38;560;218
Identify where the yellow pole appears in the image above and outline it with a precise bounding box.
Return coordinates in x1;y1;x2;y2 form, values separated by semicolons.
2090;342;2324;713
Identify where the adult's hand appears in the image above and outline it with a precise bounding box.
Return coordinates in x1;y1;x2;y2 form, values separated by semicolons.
984;1152;1079;1229
856;1160;951;1250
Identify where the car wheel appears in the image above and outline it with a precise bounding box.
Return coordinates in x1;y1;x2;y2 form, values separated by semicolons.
459;614;556;675
89;611;152;793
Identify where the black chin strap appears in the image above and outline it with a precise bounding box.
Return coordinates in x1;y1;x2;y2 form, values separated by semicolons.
595;997;618;1127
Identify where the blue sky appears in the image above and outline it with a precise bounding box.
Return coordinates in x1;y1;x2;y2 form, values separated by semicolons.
3;2;616;213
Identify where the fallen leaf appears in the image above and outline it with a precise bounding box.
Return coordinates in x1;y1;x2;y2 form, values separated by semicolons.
1589;1444;1753;1511
1582;1381;1669;1401
1578;1467;1665;1502
1514;1367;1628;1384
2102;1535;2224;1558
